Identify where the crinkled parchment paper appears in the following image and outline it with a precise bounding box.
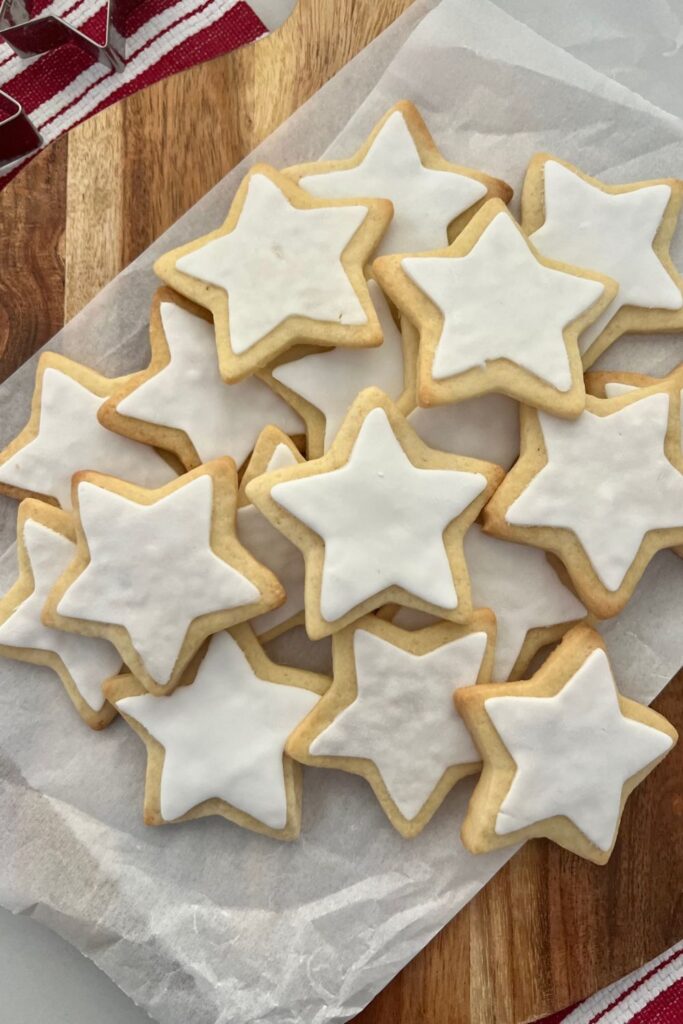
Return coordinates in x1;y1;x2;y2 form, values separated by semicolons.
0;1;681;1021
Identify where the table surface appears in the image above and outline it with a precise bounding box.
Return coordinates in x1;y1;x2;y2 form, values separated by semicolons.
1;1;682;1022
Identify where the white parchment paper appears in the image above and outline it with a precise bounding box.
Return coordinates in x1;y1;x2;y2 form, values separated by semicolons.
1;2;682;1021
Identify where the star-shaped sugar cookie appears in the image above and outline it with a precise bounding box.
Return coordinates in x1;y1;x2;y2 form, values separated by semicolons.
105;627;329;840
246;388;504;639
287;101;512;257
262;280;417;457
522;155;683;367
154;165;392;382
0;353;175;509
391;524;588;681
99;289;305;470
43;460;284;695
235;427;307;640
374;200;616;413
484;382;683;618
585;366;683;562
456;626;677;864
287;612;494;836
0;500;121;729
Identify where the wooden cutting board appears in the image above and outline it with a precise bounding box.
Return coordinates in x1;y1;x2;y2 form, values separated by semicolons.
1;1;681;1020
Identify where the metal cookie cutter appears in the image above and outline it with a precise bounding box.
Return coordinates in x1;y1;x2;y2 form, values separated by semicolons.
0;89;42;168
0;0;142;73
0;0;142;169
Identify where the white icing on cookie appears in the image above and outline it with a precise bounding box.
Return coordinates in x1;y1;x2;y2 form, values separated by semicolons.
272;281;406;451
393;525;586;680
299;110;487;256
486;648;674;850
117;302;303;466
604;382;639;398
271;407;487;621
175;174;369;355
57;475;261;685
116;631;319;826
604;381;683;448
530;161;683;353
402;210;604;388
262;444;299;474
505;392;683;590
0;368;174;509
0;519;121;711
237;445;305;636
310;628;486;819
408;394;519;471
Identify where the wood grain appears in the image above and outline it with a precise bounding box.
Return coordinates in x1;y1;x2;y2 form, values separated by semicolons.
64;105;126;322
1;1;681;1021
0;137;67;380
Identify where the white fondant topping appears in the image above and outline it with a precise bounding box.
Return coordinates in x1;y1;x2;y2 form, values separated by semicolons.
603;382;639;398
310;628;487;819
117;302;303;466
402;211;604;387
0;368;174;509
0;519;121;710
300;110;487;256
237;444;305;636
57;475;261;685
393;525;586;680
604;381;683;449
506;392;683;590
175;174;369;355
116;631;319;826
271;407;487;621
530;161;683;353
263;444;299;474
272;281;406;451
486;648;673;850
408;394;519;471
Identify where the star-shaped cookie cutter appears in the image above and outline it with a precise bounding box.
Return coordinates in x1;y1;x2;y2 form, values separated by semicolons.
0;0;140;72
0;88;42;168
0;0;143;169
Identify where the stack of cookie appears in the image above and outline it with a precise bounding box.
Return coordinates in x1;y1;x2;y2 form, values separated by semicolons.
0;102;680;864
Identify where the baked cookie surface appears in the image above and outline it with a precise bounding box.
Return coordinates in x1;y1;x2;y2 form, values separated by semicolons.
106;627;329;840
484;382;683;617
456;626;677;863
43;460;284;694
523;155;683;366
154;165;392;382
287;611;495;837
287;100;512;256
374;200;615;413
100;289;304;471
247;388;504;638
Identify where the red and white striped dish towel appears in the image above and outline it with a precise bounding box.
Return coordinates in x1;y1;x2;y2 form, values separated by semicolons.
0;0;289;188
539;942;682;1023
